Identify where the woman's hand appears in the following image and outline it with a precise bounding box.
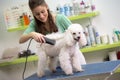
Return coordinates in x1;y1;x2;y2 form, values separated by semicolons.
30;32;45;43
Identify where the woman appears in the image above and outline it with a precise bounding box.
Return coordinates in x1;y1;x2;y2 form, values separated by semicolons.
19;0;72;44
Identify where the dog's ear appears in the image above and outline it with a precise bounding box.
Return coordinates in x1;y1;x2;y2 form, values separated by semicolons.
79;32;87;47
65;30;74;46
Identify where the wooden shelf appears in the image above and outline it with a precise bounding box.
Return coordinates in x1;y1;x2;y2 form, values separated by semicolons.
0;41;120;67
7;11;99;32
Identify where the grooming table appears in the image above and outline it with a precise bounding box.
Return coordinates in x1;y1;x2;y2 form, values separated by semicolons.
25;60;120;80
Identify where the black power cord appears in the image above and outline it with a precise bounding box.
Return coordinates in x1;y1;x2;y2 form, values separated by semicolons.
22;37;55;80
22;38;33;80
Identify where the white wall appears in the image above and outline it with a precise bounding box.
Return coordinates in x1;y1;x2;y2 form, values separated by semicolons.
93;0;120;35
0;0;120;80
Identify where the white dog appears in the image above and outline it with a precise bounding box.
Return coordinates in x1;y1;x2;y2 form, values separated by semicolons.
36;23;87;77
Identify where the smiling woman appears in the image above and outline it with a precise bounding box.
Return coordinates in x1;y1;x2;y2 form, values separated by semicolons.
19;0;72;44
1;0;120;80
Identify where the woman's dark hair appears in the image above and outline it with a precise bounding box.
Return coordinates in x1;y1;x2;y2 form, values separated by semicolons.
29;0;58;34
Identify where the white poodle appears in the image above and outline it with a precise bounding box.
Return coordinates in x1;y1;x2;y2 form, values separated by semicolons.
36;23;87;77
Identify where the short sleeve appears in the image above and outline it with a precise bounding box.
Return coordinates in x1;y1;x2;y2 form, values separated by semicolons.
23;20;36;34
56;14;72;32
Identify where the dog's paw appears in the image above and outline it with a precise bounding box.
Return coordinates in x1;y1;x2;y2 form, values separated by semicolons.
67;73;73;76
66;72;73;75
52;70;57;73
65;70;73;75
37;72;45;77
79;69;84;72
76;68;84;72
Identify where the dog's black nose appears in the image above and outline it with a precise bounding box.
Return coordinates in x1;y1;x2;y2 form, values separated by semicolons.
77;37;80;40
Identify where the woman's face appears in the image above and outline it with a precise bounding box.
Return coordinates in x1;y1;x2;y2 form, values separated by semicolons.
32;5;48;23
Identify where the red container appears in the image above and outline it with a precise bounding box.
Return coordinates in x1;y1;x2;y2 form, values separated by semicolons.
117;51;120;59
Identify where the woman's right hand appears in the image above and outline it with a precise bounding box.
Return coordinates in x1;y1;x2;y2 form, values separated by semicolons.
30;32;45;43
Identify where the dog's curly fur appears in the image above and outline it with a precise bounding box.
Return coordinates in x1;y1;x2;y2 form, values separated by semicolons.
36;23;87;77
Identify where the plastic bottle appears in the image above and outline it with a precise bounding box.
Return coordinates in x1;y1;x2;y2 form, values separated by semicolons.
69;3;74;16
84;1;92;13
56;4;60;14
112;33;118;42
72;0;80;15
59;4;65;15
84;27;91;46
23;13;30;26
91;0;96;11
113;28;120;41
108;34;113;44
108;51;117;61
87;25;96;46
4;8;12;28
29;15;33;22
118;31;120;40
101;34;109;44
18;15;24;26
80;0;86;14
93;26;101;45
64;4;70;16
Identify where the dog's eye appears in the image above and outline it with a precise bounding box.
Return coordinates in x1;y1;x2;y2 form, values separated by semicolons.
73;33;76;35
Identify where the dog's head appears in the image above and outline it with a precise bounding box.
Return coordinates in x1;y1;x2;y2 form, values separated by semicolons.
65;24;87;47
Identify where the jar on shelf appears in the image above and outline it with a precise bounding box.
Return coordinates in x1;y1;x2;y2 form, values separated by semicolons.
23;12;30;26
